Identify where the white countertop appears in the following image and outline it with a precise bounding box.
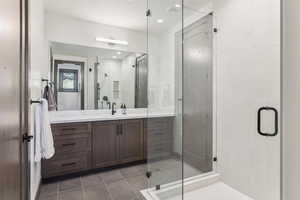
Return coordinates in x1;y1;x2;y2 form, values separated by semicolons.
49;108;175;124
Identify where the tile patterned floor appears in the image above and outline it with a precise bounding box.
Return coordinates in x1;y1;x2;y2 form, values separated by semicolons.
38;159;202;200
38;164;148;200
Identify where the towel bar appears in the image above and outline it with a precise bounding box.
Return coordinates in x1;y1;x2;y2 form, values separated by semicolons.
42;78;54;85
30;100;42;104
41;78;49;82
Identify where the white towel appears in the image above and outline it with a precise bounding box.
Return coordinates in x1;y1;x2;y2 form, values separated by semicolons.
34;99;55;162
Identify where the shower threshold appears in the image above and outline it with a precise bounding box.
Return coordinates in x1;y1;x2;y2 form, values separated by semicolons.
141;173;254;200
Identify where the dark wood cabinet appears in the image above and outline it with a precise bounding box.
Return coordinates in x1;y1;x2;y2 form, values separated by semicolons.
52;122;91;136
42;117;173;179
92;119;144;168
43;152;91;177
42;122;92;178
92;121;119;168
119;120;144;163
146;118;173;159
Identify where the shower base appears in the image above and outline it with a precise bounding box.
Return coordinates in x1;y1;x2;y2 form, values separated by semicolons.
141;173;254;200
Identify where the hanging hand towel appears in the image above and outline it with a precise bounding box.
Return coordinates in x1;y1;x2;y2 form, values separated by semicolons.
43;85;57;111
34;99;55;162
34;101;42;162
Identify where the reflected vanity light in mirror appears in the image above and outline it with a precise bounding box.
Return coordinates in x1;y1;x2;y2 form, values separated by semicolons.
95;37;129;46
117;51;122;55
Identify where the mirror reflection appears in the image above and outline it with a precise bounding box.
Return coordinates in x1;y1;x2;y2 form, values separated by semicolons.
50;42;147;110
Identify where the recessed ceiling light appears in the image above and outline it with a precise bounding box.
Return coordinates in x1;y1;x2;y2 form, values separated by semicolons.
157;19;164;24
112;56;117;59
175;4;181;8
117;51;122;55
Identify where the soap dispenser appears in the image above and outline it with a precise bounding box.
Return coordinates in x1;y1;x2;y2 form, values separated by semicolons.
121;104;127;115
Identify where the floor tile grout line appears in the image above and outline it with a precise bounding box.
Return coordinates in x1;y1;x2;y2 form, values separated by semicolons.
123;176;142;200
80;176;85;200
38;182;60;200
39;163;155;200
56;182;59;200
101;174;115;200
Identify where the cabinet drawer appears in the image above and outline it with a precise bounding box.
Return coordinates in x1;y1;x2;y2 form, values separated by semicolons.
148;142;172;159
147;128;172;141
52;123;91;136
55;134;91;154
148;142;172;153
147;124;170;132
147;119;173;142
148;137;172;148
146;118;171;128
42;152;91;178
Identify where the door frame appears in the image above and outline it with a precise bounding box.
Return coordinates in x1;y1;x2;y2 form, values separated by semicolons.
21;0;31;199
53;60;85;110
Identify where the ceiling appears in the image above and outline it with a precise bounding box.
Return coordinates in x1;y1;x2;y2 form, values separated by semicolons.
44;0;211;34
51;42;140;60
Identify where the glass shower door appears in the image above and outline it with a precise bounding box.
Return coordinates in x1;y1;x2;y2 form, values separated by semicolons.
181;12;214;180
145;0;184;198
179;1;281;200
210;1;281;199
145;0;281;200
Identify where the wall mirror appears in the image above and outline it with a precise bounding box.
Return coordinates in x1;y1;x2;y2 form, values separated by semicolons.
50;42;147;111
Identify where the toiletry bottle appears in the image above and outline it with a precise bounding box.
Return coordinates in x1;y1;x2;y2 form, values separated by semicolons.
121;104;127;115
123;104;127;115
121;104;124;114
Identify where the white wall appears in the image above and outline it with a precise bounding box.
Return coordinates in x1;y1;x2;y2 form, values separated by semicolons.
97;59;122;108
214;0;281;200
45;12;147;54
121;54;136;108
30;0;49;199
283;1;300;199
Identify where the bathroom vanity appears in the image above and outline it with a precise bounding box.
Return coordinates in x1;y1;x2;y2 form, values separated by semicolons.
42;109;174;179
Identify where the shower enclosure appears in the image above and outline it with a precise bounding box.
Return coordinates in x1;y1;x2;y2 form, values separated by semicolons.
144;0;281;200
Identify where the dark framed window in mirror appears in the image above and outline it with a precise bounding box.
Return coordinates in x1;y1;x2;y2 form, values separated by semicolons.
58;69;79;92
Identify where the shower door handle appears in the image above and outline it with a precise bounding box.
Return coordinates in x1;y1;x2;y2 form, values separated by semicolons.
257;107;278;137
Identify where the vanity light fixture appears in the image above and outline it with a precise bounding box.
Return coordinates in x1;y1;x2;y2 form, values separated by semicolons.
96;37;129;46
112;55;117;59
175;4;181;8
117;51;122;55
157;19;164;23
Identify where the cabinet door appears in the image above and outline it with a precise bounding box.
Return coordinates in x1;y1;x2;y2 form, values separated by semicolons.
92;121;119;168
119;120;144;163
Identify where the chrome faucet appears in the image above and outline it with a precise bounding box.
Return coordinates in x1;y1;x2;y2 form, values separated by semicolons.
112;102;117;115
